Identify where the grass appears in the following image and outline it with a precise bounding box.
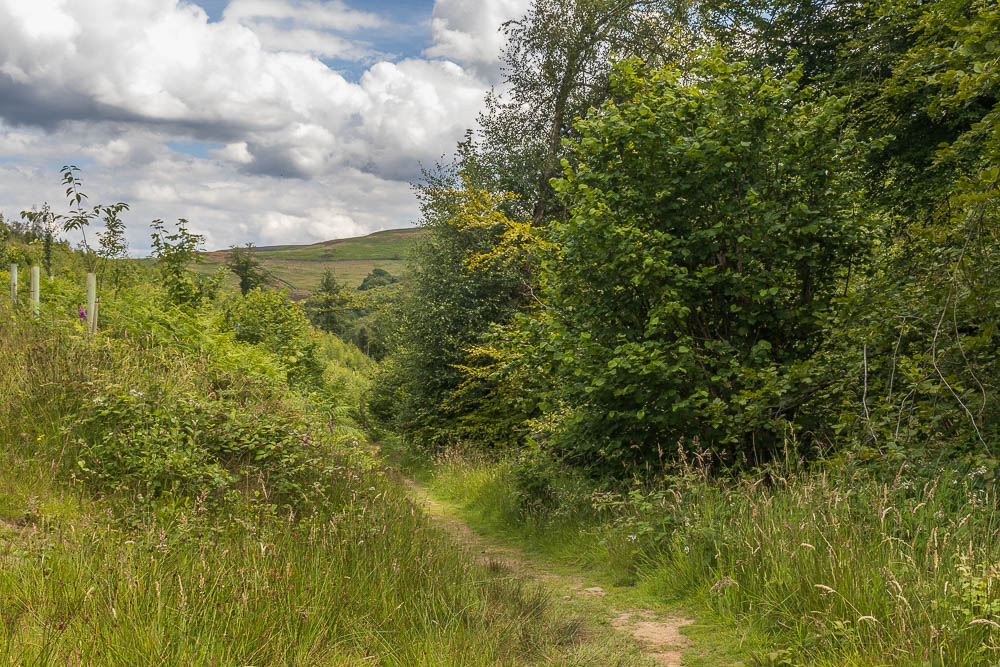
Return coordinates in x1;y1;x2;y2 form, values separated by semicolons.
191;228;424;295
0;455;562;664
403;443;1000;666
0;279;633;666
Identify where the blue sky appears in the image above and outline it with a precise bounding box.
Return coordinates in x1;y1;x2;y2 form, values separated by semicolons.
0;0;528;251
192;0;438;80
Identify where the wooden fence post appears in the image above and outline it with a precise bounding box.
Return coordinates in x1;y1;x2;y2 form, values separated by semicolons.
30;266;40;316
86;273;96;334
9;264;16;307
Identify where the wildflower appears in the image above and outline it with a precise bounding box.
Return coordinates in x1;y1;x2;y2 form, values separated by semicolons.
627;534;637;542
327;418;334;434
78;305;87;321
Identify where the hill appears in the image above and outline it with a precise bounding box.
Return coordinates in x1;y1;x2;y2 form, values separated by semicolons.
194;227;424;297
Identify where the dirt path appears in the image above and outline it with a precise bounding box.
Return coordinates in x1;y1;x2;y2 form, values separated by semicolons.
401;478;695;666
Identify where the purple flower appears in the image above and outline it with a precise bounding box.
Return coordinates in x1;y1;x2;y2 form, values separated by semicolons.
327;418;334;434
304;430;310;445
78;305;87;321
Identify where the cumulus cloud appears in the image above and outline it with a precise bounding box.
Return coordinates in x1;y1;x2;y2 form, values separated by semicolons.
237;21;374;59
223;0;383;32
0;0;526;250
0;122;416;253
222;0;384;60
424;0;531;77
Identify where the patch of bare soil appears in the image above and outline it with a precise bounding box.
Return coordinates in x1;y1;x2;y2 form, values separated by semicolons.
402;477;694;666
613;610;693;667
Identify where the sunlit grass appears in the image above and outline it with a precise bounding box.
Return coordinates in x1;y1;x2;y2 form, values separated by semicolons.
418;445;1000;665
0;298;598;666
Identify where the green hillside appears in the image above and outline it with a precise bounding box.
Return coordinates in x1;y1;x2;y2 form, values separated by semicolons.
194;227;423;297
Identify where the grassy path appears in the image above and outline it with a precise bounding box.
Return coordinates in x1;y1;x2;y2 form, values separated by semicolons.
400;477;742;666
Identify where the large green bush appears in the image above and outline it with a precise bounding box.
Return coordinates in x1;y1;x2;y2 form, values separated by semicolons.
224;288;324;387
75;382;311;503
531;55;866;470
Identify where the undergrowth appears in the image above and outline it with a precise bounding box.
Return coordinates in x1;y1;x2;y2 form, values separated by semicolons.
411;442;1000;666
0;281;593;665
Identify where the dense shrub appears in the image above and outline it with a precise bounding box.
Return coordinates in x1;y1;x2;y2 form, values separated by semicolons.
526;55;865;470
224;288;324;387
358;267;398;291
75;382;312;503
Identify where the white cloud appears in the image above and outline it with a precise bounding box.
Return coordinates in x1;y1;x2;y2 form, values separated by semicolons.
424;0;531;77
0;126;418;253
223;0;384;32
222;0;385;60
0;0;527;250
238;21;374;59
358;58;488;178
212;141;254;164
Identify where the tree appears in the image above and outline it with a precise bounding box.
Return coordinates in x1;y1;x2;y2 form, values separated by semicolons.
829;0;1000;455
696;0;859;83
370;0;704;448
524;54;865;471
367;181;532;444
226;243;269;296
96;202;131;290
358;267;398;291
42;226;55;278
150;219;208;306
37;166;134;277
20;204;61;277
477;0;691;223
59;165;99;272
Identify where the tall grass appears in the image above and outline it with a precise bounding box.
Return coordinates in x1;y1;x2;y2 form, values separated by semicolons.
0;459;553;665
421;446;1000;665
0;296;589;665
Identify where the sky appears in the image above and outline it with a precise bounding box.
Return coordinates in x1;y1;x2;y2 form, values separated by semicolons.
0;0;531;253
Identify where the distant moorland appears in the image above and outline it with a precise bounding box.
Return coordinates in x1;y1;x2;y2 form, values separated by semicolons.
193;228;424;297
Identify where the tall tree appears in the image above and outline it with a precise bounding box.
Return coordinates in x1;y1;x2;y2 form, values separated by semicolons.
478;0;693;223
515;55;866;470
371;0;699;446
